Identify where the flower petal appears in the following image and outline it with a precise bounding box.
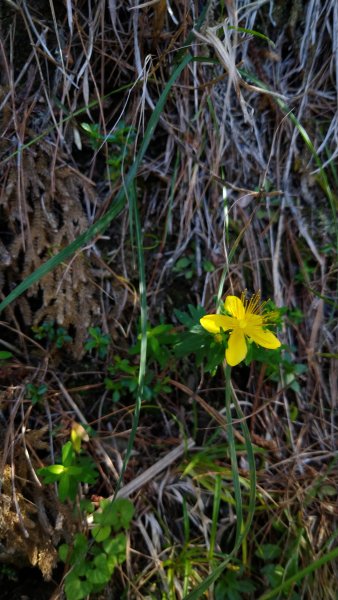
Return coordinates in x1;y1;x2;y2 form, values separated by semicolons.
200;314;237;334
245;326;281;349
246;313;264;327
225;295;245;320
226;328;247;366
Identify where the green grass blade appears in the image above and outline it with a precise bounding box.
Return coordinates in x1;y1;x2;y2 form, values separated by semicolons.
209;474;222;562
0;53;193;315
227;26;275;47
113;183;148;495
231;382;257;541
257;545;338;600
185;366;257;599
225;365;243;546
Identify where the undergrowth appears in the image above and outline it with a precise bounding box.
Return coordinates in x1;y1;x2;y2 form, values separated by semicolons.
0;1;337;599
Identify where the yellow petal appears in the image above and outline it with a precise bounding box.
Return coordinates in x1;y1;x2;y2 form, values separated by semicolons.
245;326;281;349
225;295;245;320
226;328;247;366
246;313;264;326
200;314;237;334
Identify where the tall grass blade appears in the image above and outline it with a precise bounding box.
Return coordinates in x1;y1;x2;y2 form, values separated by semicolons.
113;183;148;495
225;365;243;545
209;474;222;562
257;545;338;600
0;54;193;315
185;367;257;599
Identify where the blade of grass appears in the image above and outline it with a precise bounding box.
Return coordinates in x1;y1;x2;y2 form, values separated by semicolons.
113;182;147;495
257;545;338;600
0;53;193;315
225;365;243;546
185;367;257;600
182;497;191;597
227;26;275;47
209;474;222;563
230;381;257;559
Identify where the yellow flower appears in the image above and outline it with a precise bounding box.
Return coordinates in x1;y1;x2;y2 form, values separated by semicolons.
200;293;281;367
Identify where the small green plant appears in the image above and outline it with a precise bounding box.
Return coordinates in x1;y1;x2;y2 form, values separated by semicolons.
256;541;302;598
215;564;256;600
26;382;48;405
81;120;136;182
173;304;225;374
59;498;134;600
105;355;171;403
32;320;72;348
38;438;98;502
38;427;133;600
173;255;215;280
84;327;111;359
130;322;177;368
249;344;307;392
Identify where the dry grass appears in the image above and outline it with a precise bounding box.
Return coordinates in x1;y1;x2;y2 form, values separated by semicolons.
0;1;337;598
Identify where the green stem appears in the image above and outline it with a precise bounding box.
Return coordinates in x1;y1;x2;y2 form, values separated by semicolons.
224;364;243;545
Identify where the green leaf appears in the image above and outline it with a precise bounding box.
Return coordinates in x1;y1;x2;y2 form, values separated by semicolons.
202;259;215;272
174;257;191;270
262;563;284;587
150;336;160;354
62;441;75;467
59;544;70;563
79;499;95;514
227;25;275;46
102;532;126;559
256;544;282;561
58;474;74;502
0;351;13;360
112;390;120;402
92;525;111;542
64;575;92;600
73;533;89;558
147;324;173;336
42;464;65;475
86;554;111;584
174;305;206;328
100;498;135;530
